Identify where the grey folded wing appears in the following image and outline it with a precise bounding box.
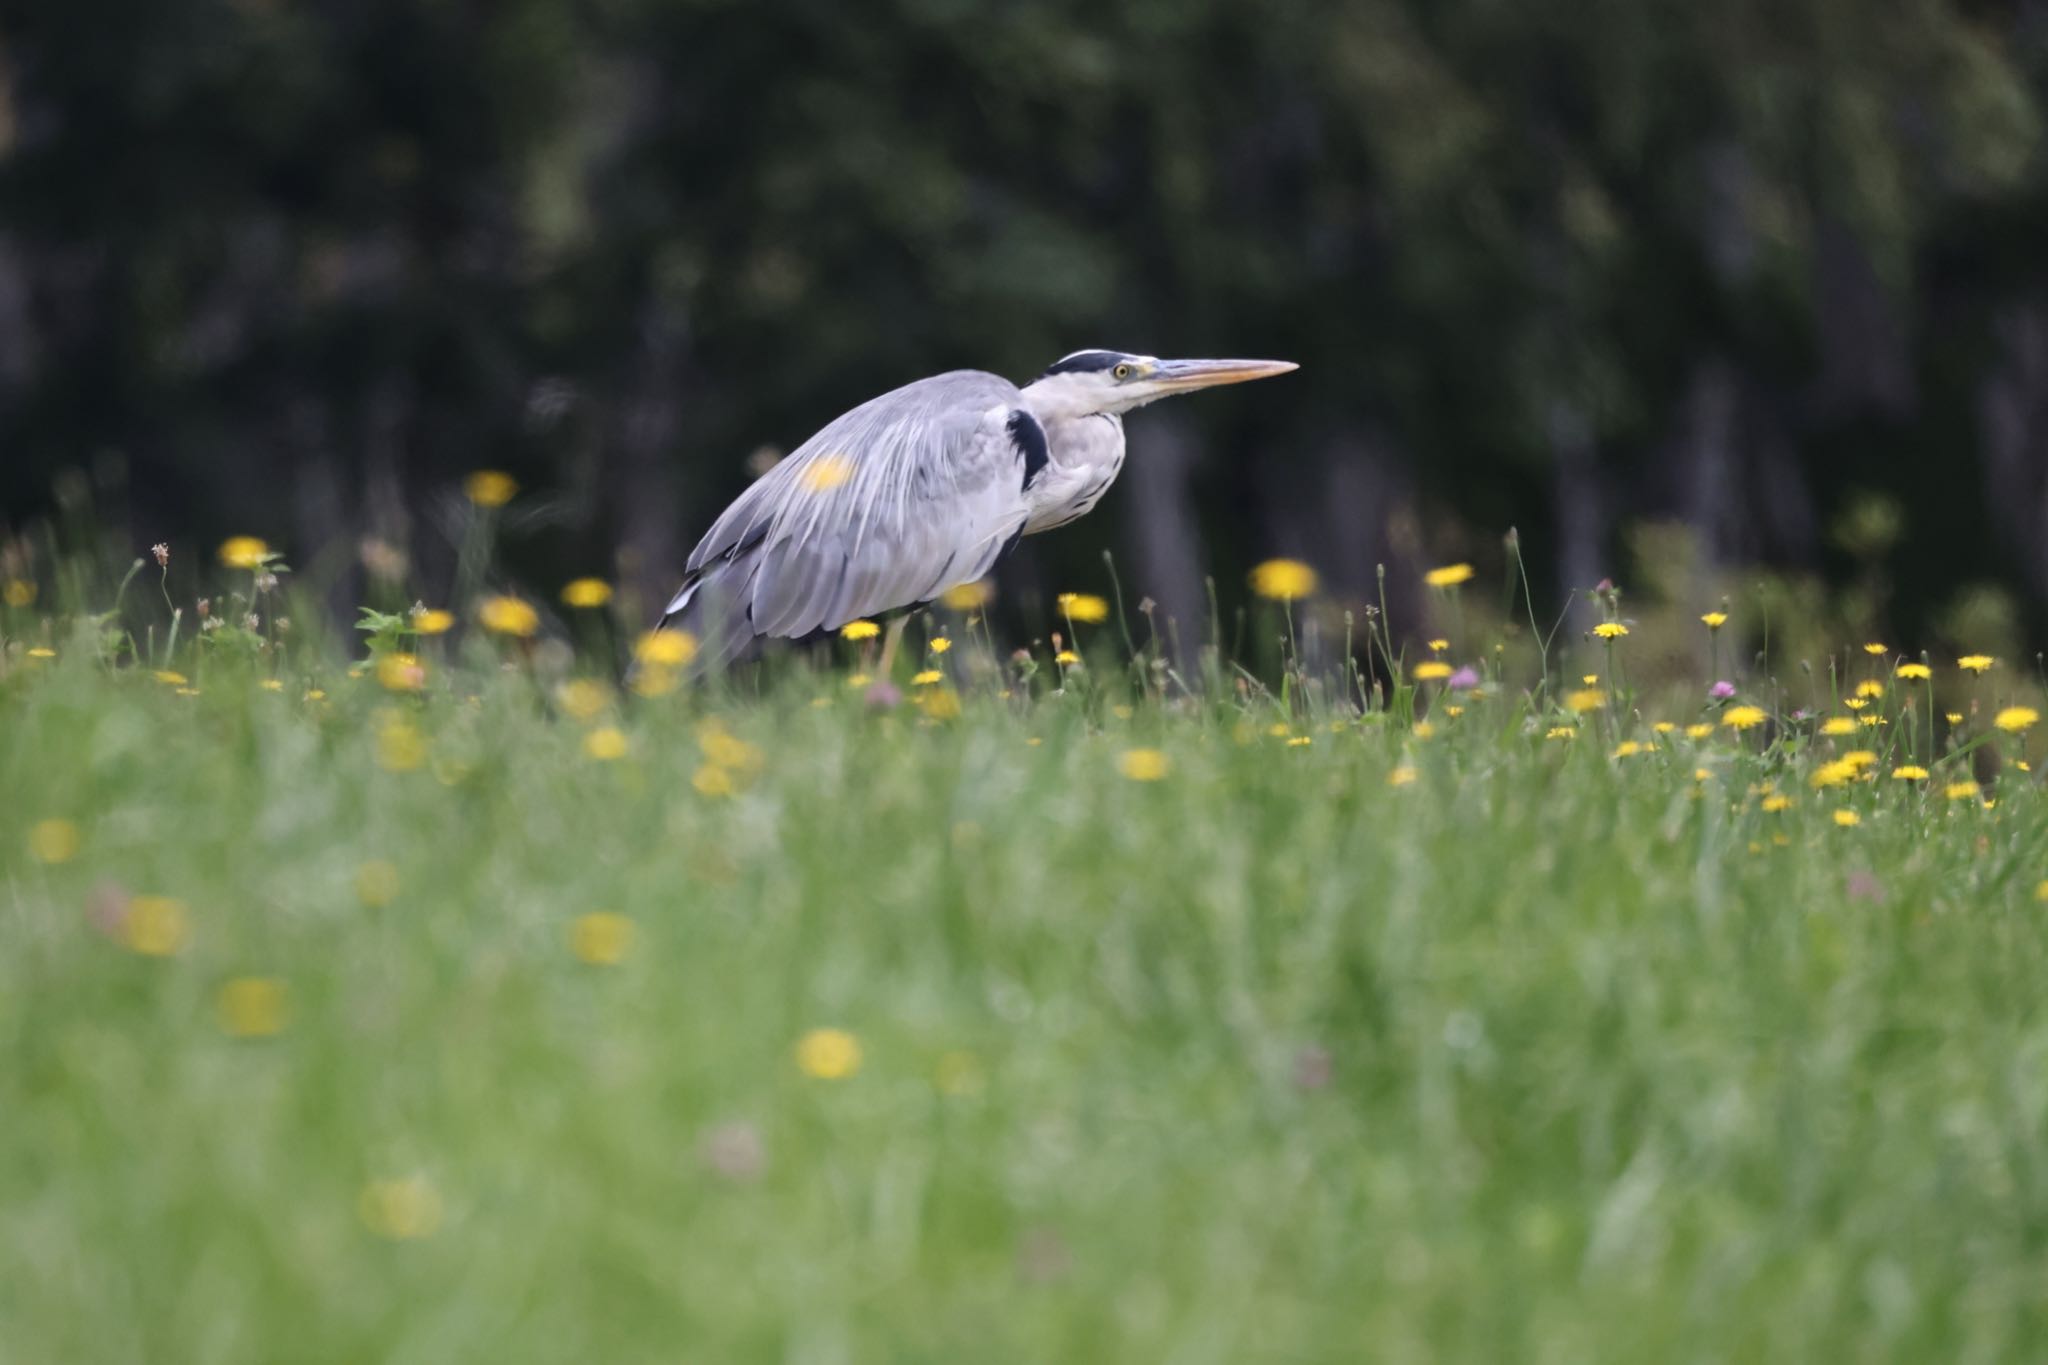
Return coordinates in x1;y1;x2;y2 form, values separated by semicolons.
664;369;1033;648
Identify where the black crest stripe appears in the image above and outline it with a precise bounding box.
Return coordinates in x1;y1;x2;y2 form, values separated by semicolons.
1008;410;1049;491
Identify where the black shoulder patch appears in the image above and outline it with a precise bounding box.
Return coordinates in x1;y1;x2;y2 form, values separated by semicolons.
1008;409;1049;491
1034;349;1126;380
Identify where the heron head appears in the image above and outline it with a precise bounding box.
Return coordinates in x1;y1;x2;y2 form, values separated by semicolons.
1022;350;1298;419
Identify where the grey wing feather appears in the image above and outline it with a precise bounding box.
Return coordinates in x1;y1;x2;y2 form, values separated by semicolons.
667;370;1030;646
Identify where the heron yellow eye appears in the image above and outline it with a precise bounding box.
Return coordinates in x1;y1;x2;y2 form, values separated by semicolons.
1112;363;1132;380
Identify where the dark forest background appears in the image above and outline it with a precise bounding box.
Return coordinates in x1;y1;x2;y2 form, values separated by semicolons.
3;0;2047;647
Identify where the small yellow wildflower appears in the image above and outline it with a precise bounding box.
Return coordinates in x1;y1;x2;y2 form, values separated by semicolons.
1057;592;1109;623
2036;880;2048;903
1054;650;1080;667
1892;765;1929;781
1945;781;1980;801
26;646;55;659
412;607;455;634
464;469;518;507
1896;663;1931;681
928;637;952;655
919;688;962;721
1118;748;1170;781
1946;711;1964;725
1685;723;1714;740
557;678;611;721
1424;563;1474;588
1841;750;1879;771
839;620;880;641
1387;765;1419;787
478;595;538;637
636;629;697;666
1611;741;1642;758
1762;794;1793;812
376;652;426;692
1722;705;1767;731
1821;718;1859;736
2;578;35;607
1286;736;1312;748
1428;639;1449;653
1845;697;1869;711
560;578;613;608
259;678;283;692
1582;675;1600;686
1413;662;1452;682
123;895;190;956
359;1176;443;1240
911;669;943;686
304;688;327;702
346;863;398;910
1863;642;1887;656
1250;558;1319;601
1593;622;1629;639
28;818;80;864
1959;655;1994;673
1545;726;1576;741
1444;706;1465;718
376;719;426;772
216;977;288;1038
1565;688;1605;713
940;580;994;611
154;670;188;685
692;763;736;797
570;911;634;965
583;727;629;761
845;673;872;689
1412;721;1436;739
1701;612;1728;630
1996;706;2039;733
1855;680;1885;699
1652;722;1676;735
795;1027;862;1080
1833;808;1861;827
799;453;855;492
1812;761;1855;789
217;536;270;569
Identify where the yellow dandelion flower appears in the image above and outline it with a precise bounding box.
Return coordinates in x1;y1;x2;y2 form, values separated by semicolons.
1428;638;1449;653
557;678;610;721
217;536;270;569
1582;674;1600;686
911;669;943;686
1413;721;1436;739
123;895;190;956
919;688;962;721
412;607;455;635
845;672;872;688
1685;723;1714;740
1862;642;1887;656
1652;721;1677;734
1286;736;1312;747
1054;650;1080;667
1593;622;1629;639
1860;714;1885;728
26;646;56;659
303;688;327;702
478;595;538;637
1996;706;2039;733
692;763;736;797
1811;761;1855;788
2;578;35;607
154;670;187;685
1892;765;1929;781
1387;765;1419;787
1545;726;1576;740
940;580;994;611
1118;748;1170;781
570;911;634;965
1896;663;1931;681
1693;767;1713;782
839;620;880;641
560;578;613;608
355;860;400;907
1424;563;1474;588
1945;781;1980;801
1249;558;1319;601
375;652;426;692
1856;680;1885;699
258;678;283;692
1444;705;1465;718
216;977;288;1038
1821;717;1859;736
1845;697;1869;711
583;726;629;761
1841;750;1879;770
1057;592;1109;623
1946;711;1963;725
1833;808;1862;826
799;453;855;493
1611;741;1642;758
463;469;518;507
928;637;952;655
1722;705;1767;731
28;818;80;864
359;1176;443;1240
1762;794;1793;812
1959;655;1994;673
635;629;697;666
795;1027;862;1080
1413;661;1452;682
376;719;426;772
1565;688;1605;713
1701;611;1728;629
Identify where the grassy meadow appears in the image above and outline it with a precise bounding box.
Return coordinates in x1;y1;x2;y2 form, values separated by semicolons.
5;524;2048;1363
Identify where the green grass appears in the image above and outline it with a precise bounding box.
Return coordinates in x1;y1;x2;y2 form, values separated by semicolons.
4;629;2048;1363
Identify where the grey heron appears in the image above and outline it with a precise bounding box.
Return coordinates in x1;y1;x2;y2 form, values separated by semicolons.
660;350;1298;667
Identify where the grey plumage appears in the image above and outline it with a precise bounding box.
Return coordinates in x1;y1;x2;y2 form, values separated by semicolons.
662;351;1296;664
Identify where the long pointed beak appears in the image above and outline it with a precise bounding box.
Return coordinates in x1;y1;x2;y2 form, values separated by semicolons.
1148;357;1300;392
